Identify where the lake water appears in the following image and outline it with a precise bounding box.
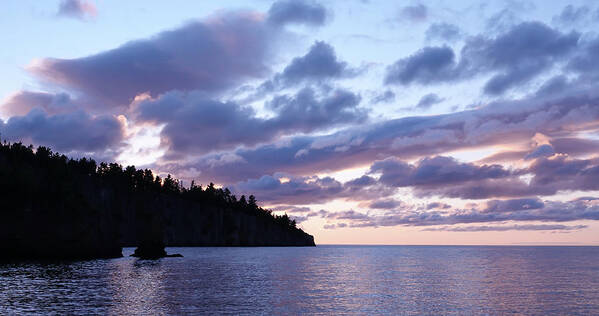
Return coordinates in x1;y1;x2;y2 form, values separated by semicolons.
1;246;598;315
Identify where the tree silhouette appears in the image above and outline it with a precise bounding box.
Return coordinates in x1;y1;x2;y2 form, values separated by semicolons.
0;140;302;236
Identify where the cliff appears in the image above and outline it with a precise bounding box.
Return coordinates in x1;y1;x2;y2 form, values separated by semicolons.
0;143;314;260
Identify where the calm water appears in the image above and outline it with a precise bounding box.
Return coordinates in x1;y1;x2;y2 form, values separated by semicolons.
1;246;598;315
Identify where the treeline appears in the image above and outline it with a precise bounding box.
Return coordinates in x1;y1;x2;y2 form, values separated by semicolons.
0;141;298;231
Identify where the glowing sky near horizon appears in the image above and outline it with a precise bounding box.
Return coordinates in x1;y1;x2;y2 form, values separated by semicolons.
1;0;599;245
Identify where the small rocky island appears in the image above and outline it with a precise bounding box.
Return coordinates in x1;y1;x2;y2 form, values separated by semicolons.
0;142;315;261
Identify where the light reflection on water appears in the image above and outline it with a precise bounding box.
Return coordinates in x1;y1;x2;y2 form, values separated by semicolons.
1;246;598;315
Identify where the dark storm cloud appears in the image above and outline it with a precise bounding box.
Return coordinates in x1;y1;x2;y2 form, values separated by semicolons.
400;4;428;22
31;11;274;106
267;0;327;26
134;87;365;155
385;22;580;95
1;108;124;153
57;0;96;20
425;23;462;42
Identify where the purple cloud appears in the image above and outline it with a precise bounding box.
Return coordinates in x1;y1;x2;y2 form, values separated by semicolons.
552;5;589;25
370;156;511;188
134;87;365;156
157;82;599;184
415;93;444;110
231;172;394;206
385;22;580;95
323;197;599;229
31;11;274;106
422;224;587;232
426;23;462;42
384;46;456;85
371;90;395;104
1;108;124;153
266;41;357;89
484;198;545;213
1;91;78;116
400;4;428;22
57;0;97;20
419;156;599;200
267;0;327;26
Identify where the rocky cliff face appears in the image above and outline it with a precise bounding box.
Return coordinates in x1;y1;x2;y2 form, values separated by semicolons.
116;192;315;247
0;178;123;260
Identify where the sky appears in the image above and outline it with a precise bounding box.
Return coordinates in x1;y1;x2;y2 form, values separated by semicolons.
1;0;599;245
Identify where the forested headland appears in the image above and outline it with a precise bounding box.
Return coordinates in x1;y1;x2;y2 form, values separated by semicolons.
0;142;315;260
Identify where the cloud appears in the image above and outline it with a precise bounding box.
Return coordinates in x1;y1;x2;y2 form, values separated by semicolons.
369;199;403;210
267;0;327;26
484;198;544;212
524;144;555;160
535;75;569;96
486;9;521;33
31;11;274;106
161;81;599;183
385;22;580;95
552;5;589;25
57;0;97;20
421;156;599;199
1;108;124;153
551;138;599;157
568;36;599;79
422;224;587;232
1;91;78;116
400;4;428;22
425;23;462;42
327;210;372;221
262;41;358;91
370;156;511;188
463;22;580;95
415;93;443;110
232;172;394;206
134;87;365;156
322;197;599;229
233;173;344;205
371;90;395;104
426;202;451;210
384;46;456;85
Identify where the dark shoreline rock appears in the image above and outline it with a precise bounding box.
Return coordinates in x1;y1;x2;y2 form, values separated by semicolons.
129;241;183;259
